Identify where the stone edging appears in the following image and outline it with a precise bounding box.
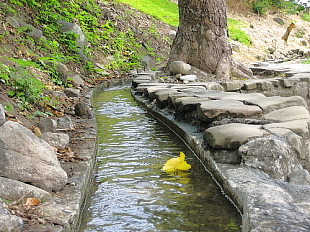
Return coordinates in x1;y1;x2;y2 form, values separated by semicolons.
131;72;310;231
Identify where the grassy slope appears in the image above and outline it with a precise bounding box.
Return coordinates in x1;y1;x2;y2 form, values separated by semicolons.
116;0;252;46
116;0;179;27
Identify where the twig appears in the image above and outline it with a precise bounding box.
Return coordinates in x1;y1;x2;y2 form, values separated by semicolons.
13;191;31;205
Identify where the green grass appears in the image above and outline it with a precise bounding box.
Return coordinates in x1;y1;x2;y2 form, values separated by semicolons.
301;13;310;22
116;0;252;46
227;18;252;46
115;0;179;27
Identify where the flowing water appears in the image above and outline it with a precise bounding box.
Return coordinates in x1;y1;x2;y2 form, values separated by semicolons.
79;86;242;232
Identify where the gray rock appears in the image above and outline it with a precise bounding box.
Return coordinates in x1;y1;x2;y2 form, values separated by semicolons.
267;46;275;54
37;117;57;133
6;16;23;28
77;49;88;64
69;74;84;88
0;176;51;201
273;17;285;25
64;88;80;98
220;165;310;232
245;95;307;114
264;106;310;122
0;104;5;127
169;30;176;40
55;62;70;84
239;135;302;179
43;60;69;85
141;55;152;70
196;91;242;100
0;200;23;232
53;91;67;98
5;17;42;41
288;169;310;186
169;61;191;75
74;102;92;118
187;66;209;80
221;81;244;91
57;116;74;130
197;99;262;122
154;89;181;108
27;25;43;41
0;121;68;192
263;119;309;137
180;74;197;82
40;132;70;149
174;97;211;113
204;123;266;150
57;19;88;49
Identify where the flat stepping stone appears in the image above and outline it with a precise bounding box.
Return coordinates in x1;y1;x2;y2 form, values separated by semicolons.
204;123;267;149
144;86;171;100
196;92;241;100
245;96;308;114
264;106;310;122
132;76;153;87
135;83;168;93
218;92;266;101
174;97;211;112
185;82;224;91
197;99;263;122
155;89;190;108
242;79;274;91
263;119;309;137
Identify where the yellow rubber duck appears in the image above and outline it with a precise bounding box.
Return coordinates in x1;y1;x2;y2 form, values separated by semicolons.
162;152;191;172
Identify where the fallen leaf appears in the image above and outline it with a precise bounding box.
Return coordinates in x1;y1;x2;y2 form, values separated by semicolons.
25;198;40;206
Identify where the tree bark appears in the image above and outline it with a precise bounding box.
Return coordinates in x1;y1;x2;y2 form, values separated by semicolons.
168;0;252;79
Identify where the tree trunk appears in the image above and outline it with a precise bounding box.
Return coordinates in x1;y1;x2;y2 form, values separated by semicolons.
168;0;252;79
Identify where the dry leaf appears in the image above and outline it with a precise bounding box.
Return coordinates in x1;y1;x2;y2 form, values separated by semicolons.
31;126;41;136
25;198;40;206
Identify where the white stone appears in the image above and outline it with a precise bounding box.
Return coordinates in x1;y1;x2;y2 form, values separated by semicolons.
180;75;197;82
169;61;191;75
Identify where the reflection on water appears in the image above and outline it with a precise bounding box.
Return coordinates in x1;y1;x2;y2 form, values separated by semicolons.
79;86;242;232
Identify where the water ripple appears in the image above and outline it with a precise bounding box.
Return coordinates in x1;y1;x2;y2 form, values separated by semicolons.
80;87;241;232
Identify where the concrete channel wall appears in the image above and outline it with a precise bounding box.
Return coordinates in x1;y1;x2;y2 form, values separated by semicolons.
131;64;310;231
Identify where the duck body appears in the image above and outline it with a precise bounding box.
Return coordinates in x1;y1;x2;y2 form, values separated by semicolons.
162;152;191;172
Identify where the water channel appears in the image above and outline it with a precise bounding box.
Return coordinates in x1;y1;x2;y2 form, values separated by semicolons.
79;86;242;231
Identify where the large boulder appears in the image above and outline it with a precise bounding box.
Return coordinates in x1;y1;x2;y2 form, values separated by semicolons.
0;121;68;192
239;135;302;179
197;99;262;122
57;19;88;49
169;61;191;75
204;123;267;150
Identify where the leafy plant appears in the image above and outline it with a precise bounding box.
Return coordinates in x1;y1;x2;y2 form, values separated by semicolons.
301;13;310;22
227;18;252;46
4;103;14;112
251;0;306;15
7;66;45;104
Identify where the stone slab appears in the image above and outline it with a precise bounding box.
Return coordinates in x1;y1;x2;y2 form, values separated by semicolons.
245;96;308;114
264;106;310;122
197;99;263;122
204;123;267;150
263;119;310;137
174;97;211;112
